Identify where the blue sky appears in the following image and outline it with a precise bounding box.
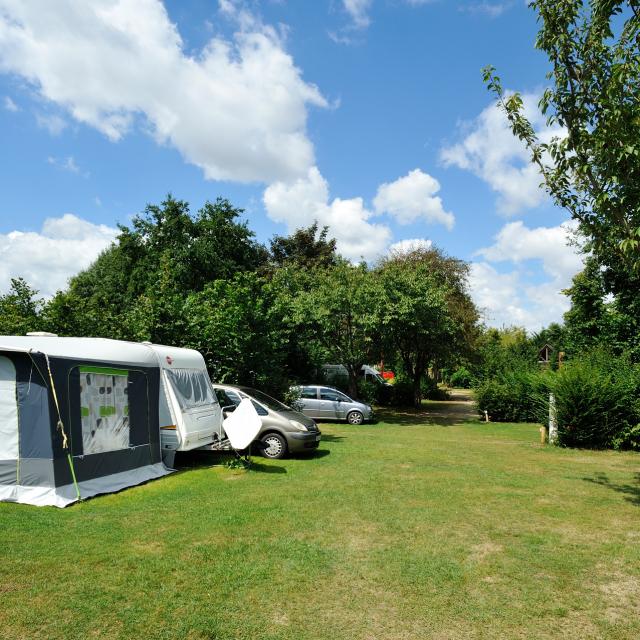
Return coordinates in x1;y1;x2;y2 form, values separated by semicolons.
0;0;583;330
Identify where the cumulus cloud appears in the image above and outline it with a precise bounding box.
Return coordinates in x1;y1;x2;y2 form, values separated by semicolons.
0;214;117;297
475;220;582;281
388;238;433;254
440;93;563;214
373;169;454;229
263;166;392;262
0;0;327;183
468;220;584;331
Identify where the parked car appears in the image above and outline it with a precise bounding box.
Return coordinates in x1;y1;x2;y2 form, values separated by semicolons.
212;384;321;459
291;385;374;424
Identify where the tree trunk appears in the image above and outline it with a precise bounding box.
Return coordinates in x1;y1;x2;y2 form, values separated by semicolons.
412;371;422;409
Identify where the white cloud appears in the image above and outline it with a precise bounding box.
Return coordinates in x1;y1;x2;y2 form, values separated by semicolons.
475;219;582;282
388;238;433;254
3;95;17;111
35;113;67;136
263;166;392;262
468;220;584;331
342;0;372;29
47;155;87;176
462;2;513;18
0;0;327;183
0;214;117;297
441;93;563;214
373;169;455;229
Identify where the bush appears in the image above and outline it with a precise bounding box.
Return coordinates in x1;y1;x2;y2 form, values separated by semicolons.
449;366;473;389
421;376;450;400
356;380;378;405
475;369;549;423
550;352;640;449
388;377;415;407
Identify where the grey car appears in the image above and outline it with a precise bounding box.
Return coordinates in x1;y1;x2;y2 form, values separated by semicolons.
292;385;374;425
213;384;321;459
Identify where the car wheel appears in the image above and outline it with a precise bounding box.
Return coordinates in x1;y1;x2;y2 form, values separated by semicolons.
260;433;288;459
346;410;364;425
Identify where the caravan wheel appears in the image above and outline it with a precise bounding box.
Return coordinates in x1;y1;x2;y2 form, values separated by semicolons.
260;433;287;459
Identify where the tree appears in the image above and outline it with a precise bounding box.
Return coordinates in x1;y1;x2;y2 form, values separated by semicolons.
483;0;640;277
0;278;43;335
268;222;338;270
376;247;479;407
184;272;290;394
44;195;268;344
291;261;381;399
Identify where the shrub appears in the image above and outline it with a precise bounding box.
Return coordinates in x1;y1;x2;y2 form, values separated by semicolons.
389;377;415;407
550;352;640;449
475;369;549;423
422;376;450;400
356;380;378;405
449;366;473;389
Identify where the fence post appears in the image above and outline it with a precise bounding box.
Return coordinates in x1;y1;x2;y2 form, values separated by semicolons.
548;393;558;444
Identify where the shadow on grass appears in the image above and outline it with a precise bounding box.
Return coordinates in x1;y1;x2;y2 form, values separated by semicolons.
583;472;640;506
375;407;479;427
319;434;346;442
248;461;287;474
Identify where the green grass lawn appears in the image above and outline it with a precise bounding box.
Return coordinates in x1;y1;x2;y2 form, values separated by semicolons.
1;407;639;639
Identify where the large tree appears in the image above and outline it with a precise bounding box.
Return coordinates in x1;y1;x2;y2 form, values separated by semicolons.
484;1;640;272
44;195;268;342
376;247;479;407
291;261;381;399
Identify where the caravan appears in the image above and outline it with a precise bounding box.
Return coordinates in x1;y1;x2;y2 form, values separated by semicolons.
0;335;225;507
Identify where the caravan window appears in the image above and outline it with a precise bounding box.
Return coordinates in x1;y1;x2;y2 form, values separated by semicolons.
167;368;217;410
80;367;130;455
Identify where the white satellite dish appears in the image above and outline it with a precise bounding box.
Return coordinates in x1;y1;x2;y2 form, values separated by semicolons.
222;398;262;450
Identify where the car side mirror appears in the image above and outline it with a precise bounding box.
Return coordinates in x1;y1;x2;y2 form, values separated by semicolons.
222;405;237;418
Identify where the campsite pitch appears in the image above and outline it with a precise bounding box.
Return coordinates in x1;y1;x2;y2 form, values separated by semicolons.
1;395;639;639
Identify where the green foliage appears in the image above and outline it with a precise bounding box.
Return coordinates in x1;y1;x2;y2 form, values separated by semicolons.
290;261;381;399
448;366;473;389
0;278;43;335
268;221;337;270
484;1;640;358
44;195;267;343
376;247;478;407
550;351;640;449
484;1;640;271
421;376;450;401
475;369;550;423
356;379;379;405
184;272;289;396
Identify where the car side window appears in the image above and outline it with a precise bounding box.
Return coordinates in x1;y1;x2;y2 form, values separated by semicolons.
222;390;242;406
249;400;269;416
300;387;317;399
320;389;341;401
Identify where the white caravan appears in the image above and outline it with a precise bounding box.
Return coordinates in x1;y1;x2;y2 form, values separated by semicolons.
143;343;225;464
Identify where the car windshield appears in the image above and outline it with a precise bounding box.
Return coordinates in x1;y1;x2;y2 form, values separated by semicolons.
239;387;290;412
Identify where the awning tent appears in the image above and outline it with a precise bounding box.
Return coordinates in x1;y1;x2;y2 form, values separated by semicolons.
0;336;171;507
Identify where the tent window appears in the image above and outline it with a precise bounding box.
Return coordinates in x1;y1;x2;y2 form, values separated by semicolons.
0;356;19;460
80;367;130;455
167;368;216;410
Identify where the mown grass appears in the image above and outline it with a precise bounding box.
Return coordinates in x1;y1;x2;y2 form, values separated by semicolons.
1;406;639;639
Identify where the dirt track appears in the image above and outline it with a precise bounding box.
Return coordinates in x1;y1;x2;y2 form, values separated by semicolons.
376;388;478;426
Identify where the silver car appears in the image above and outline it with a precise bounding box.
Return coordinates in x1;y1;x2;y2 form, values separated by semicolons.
213;384;321;459
292;385;374;425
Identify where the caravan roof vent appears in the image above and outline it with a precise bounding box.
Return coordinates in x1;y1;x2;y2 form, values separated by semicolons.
26;332;58;337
